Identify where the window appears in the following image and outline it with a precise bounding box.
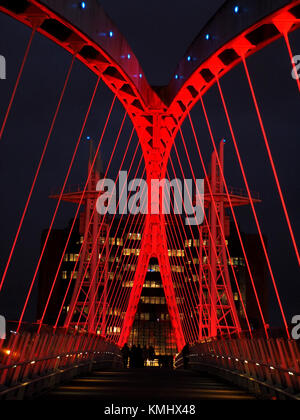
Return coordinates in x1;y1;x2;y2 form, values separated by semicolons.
185;239;192;248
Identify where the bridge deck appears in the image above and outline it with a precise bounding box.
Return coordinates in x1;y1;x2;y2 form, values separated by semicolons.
36;369;256;401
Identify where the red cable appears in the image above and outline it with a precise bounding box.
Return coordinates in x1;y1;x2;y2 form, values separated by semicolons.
216;77;290;339
195;102;267;336
37;94;117;332
163;203;205;341
165;222;200;341
164;208;215;339
55;128;136;328
165;190;212;339
71;144;144;329
177;130;243;334
242;56;300;266
283;32;300;93
0;29;36;143
179;124;253;337
101;217;145;339
64;110;129;327
167;162;231;337
187;113;257;337
164;179;216;339
86;165;147;331
77;166;145;330
7;56;76;329
94;177;148;336
52;101;126;330
18;76;101;329
170;148;234;337
101;175;150;338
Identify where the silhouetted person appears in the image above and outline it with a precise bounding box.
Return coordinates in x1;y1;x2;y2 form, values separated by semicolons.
182;343;190;369
148;345;155;361
121;344;130;368
130;345;137;368
142;346;148;366
136;344;144;368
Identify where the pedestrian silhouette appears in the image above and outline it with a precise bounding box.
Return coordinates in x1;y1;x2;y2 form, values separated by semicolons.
121;343;130;368
130;345;137;368
148;345;155;361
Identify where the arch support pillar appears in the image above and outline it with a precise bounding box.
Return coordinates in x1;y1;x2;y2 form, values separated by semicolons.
118;113;185;351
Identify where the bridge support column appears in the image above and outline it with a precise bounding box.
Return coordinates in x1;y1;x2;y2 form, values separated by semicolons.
118;113;185;351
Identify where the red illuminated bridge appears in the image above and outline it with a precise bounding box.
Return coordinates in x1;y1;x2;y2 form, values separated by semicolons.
0;0;299;401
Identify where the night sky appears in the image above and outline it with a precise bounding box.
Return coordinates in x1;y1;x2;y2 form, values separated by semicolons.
0;1;299;328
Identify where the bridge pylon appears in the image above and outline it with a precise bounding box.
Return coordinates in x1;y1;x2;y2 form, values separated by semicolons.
51;144;109;334
118;113;185;351
199;140;261;339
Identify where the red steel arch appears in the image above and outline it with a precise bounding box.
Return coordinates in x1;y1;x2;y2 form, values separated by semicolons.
1;0;299;350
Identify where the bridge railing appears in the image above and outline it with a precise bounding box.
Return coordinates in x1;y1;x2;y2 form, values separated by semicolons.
175;338;300;399
0;330;122;397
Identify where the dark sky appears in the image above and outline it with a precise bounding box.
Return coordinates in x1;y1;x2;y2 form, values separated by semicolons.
0;1;299;328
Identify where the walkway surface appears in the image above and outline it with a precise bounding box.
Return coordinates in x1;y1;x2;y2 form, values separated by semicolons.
37;369;256;400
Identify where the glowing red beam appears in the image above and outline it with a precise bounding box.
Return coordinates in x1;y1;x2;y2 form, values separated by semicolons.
0;55;75;297
216;77;290;339
242;56;300;267
0;29;35;143
17;76;101;330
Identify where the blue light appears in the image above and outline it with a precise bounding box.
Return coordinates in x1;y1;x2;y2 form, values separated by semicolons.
205;33;210;40
187;55;191;62
175;74;179;80
223;138;227;143
139;73;143;79
234;5;240;14
109;31;114;38
80;2;86;9
86;136;91;140
127;54;131;59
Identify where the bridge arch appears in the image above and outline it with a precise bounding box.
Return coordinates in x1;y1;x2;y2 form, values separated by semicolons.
0;0;299;349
